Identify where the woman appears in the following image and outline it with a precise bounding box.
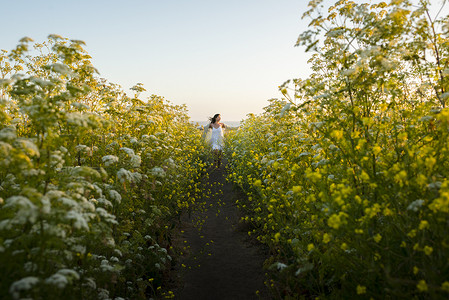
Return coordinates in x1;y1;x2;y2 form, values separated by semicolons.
207;114;226;168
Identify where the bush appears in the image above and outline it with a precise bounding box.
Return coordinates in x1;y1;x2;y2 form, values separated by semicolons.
226;1;449;298
0;36;206;299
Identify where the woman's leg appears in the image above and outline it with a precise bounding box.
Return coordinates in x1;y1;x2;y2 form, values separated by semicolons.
213;149;219;167
217;150;222;167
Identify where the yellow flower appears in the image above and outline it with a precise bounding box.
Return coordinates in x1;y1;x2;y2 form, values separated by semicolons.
362;117;372;126
254;180;262;187
360;171;370;182
307;243;315;251
441;281;449;292
425;157;436;169
416;174;427;187
292;186;301;193
365;203;381;218
413;266;419;275
274;232;281;242
429;188;449;213
417;280;428;292
419;220;429;230
323;233;331;244
327;214;342;229
356;285;366;294
331;130;344;140
383;207;393;216
373;233;382;243
424;246;433;256
394;170;407;186
408;229;417;238
398;132;408;141
341;243;348;250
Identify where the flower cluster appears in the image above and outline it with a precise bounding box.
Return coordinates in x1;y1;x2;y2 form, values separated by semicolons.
227;1;449;298
0;36;206;299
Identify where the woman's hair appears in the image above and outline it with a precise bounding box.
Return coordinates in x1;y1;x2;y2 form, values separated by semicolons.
209;114;220;124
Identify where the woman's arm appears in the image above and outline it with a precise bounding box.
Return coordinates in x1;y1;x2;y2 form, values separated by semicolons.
202;123;211;141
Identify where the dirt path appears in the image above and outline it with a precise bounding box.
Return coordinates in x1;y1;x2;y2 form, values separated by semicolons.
173;164;271;300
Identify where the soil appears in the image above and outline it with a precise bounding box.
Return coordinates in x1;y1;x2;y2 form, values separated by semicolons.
171;164;271;300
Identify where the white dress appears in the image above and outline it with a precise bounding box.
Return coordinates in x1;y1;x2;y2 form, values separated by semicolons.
210;125;224;150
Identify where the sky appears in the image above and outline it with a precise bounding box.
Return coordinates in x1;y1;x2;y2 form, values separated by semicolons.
1;0;448;122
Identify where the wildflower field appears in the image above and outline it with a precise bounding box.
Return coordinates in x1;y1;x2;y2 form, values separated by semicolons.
226;0;449;298
2;0;449;299
0;35;207;299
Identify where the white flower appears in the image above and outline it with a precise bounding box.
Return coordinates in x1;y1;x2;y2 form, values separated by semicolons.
280;102;291;117
45;273;68;289
71;166;100;179
49;63;73;75
67;112;91;127
92;183;103;198
0;78;14;87
117;168;132;184
71;245;86;255
98;288;110;300
15;138;40;157
75;144;89;152
44;269;79;289
0;127;16;141
71;102;90;110
129;154;141;168
30;76;54;87
132;172;143;183
49;150;64;170
9;276;40;299
100;259;115;272
165;158;176;167
0;141;13;155
82;277;96;290
102;155;119;166
419;116;433;122
342;68;356;76
106;141;119;149
150;167;166;178
0;142;13;167
20;168;45;177
117;168;142;184
120;147;134;155
4;196;38;225
40;195;51;214
108;190;122;204
96;207;118;224
66;210;89;230
96;197;113;208
23;262;38;272
407;199;424;212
